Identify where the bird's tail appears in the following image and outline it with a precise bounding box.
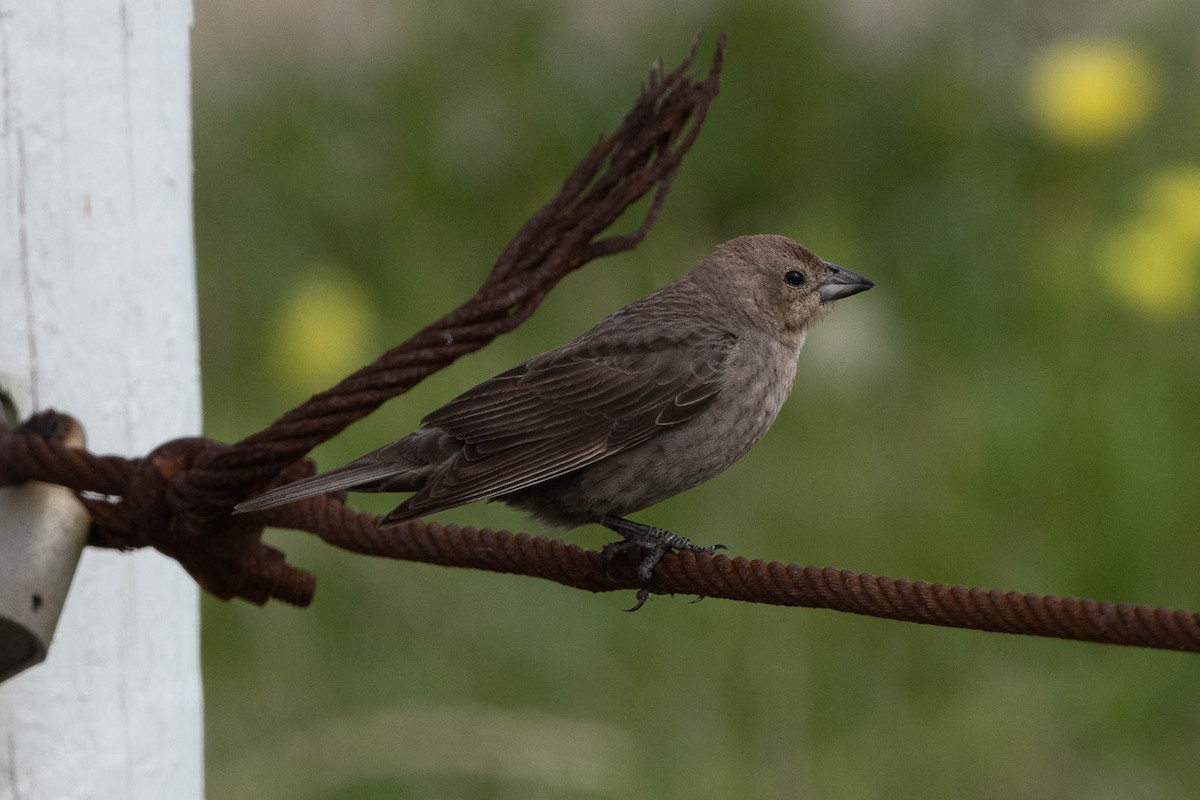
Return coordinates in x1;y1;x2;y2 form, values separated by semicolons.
235;427;455;515
234;458;411;514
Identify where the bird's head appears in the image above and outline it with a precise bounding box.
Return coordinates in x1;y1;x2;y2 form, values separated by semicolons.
699;234;874;339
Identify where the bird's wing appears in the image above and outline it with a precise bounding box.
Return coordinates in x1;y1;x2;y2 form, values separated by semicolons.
384;329;735;523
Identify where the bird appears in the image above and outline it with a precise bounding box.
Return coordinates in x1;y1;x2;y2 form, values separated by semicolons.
236;234;874;607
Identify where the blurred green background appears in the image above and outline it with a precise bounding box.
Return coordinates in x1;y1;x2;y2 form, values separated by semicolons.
193;1;1200;797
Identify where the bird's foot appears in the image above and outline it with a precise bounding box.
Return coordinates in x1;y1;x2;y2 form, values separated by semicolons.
594;514;725;610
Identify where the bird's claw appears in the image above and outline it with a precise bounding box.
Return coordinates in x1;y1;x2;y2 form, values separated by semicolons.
624;588;652;612
598;538;640;579
593;514;723;612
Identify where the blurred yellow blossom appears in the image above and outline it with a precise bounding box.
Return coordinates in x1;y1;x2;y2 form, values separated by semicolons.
272;265;377;392
1141;166;1200;244
1028;37;1155;148
1103;165;1200;318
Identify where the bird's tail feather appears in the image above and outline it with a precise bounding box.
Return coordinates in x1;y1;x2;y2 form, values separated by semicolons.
234;460;407;514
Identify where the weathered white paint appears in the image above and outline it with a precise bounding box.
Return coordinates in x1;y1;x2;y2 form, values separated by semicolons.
0;0;204;798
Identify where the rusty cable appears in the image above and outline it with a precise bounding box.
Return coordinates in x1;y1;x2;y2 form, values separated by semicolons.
2;34;1198;653
255;496;1200;652
181;35;725;510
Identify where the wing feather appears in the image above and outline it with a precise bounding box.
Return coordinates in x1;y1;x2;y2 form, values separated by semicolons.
387;328;736;523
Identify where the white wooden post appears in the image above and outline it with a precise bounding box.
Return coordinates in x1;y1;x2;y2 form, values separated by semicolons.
0;0;204;798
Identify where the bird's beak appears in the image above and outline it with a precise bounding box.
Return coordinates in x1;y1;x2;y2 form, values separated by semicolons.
817;263;875;302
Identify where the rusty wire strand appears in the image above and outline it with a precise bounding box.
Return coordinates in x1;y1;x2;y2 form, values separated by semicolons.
5;417;1200;652
255;496;1200;652
2;35;1198;653
182;35;724;509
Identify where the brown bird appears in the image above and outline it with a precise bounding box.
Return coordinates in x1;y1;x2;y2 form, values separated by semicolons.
237;234;873;606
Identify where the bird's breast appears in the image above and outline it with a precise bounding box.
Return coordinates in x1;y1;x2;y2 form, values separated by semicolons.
696;332;801;467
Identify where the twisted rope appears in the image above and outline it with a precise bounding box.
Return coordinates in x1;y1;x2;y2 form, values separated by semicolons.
183;35;725;506
2;34;1197;653
256;496;1200;652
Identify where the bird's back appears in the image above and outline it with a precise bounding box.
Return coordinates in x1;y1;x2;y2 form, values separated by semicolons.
501;325;802;527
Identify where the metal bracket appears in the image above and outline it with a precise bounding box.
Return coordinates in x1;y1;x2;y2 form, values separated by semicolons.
0;403;90;684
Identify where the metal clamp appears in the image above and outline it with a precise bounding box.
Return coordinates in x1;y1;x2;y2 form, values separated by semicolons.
0;408;90;683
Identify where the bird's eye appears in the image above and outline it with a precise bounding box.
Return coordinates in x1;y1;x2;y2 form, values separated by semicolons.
784;270;805;286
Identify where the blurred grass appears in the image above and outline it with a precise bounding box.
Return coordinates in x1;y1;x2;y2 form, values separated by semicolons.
194;1;1200;798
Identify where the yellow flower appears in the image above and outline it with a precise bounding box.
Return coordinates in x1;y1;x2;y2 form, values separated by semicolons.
1103;165;1200;318
273;265;377;392
1141;166;1200;244
1105;222;1196;318
1028;38;1155;148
